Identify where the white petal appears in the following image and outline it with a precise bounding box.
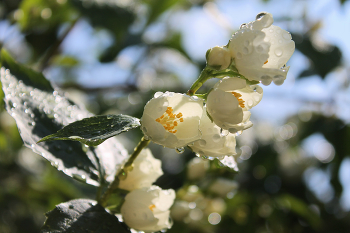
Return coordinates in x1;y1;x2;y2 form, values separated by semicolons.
190;110;237;158
207;89;243;127
214;76;246;91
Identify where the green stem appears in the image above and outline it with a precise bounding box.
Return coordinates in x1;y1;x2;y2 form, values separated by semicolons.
186;66;242;96
98;137;150;206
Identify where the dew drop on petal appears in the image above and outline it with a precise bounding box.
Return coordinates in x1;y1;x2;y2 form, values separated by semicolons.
212;134;221;142
236;52;242;59
198;139;207;147
154;92;163;98
274;48;283;57
220;128;229;136
273;75;285;86
175;147;185;154
256;12;267;20
247;99;254;107
240;23;247;29
260;75;272;86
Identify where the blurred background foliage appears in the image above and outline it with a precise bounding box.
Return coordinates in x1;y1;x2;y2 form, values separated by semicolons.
0;0;350;232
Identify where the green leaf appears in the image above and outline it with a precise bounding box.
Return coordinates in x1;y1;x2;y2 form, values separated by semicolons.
275;194;321;229
51;55;80;67
0;49;129;186
0;49;53;91
71;0;135;37
38;114;140;146
18;0;74;30
41;199;131;233
143;0;184;25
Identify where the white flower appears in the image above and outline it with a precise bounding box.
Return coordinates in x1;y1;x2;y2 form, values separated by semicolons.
121;186;175;233
206;77;263;132
186;157;210;180
228;12;295;86
141;92;204;149
189;108;237;159
118;148;163;191
206;46;231;70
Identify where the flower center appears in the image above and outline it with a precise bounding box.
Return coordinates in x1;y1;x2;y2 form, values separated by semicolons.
231;92;245;108
155;107;184;134
149;204;156;211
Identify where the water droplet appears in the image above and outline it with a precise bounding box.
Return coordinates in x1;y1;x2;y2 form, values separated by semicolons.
27;121;35;126
51;161;59;168
242;47;249;54
283;31;291;40
236;52;242;59
191;96;199;101
273;75;285;86
212;134;221;142
236;130;243;136
247;99;254;107
220;128;229;136
175;147;185;154
244;40;250;46
154;92;163;98
260;75;272;86
118;170;127;180
256;45;264;52
72;173;86;182
198;139;207;147
240;23;247;29
256;12;267;20
274;48;283;57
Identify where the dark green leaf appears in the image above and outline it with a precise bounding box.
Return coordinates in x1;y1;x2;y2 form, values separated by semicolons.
293;34;342;78
144;0;184;25
275;194;321;229
71;0;135;36
38;114;140;146
41;199;131;233
0;49;53;91
0;49;129;186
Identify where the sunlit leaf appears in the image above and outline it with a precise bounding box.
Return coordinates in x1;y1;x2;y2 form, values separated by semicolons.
38;114;140;146
0;49;128;186
41;199;131;233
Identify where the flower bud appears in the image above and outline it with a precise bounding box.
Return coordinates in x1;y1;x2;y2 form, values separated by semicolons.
119;148;163;191
206;46;231;70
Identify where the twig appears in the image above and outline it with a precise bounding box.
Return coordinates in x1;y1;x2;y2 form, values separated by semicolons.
98;136;150;206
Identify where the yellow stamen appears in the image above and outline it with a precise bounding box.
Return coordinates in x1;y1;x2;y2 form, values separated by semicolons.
232;91;245;108
149;204;156;211
264;60;268;64
155;107;184;134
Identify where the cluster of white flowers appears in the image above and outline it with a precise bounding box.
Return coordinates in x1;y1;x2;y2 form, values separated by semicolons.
140;12;294;168
119;149;175;232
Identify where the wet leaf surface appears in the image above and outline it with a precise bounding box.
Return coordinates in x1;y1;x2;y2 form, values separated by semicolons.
0;49;128;186
38;114;140;146
41;199;131;233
